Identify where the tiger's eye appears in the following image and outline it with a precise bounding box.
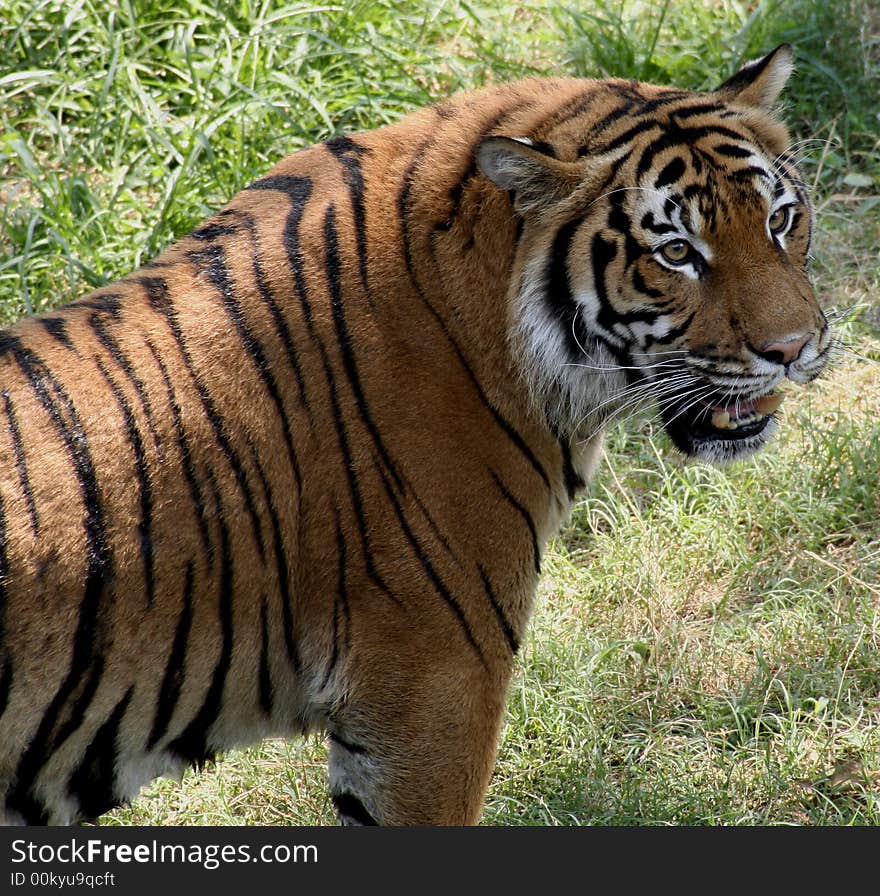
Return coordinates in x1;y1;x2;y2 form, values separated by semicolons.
659;240;691;264
768;206;792;235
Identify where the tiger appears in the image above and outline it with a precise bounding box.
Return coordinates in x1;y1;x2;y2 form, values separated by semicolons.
0;43;832;825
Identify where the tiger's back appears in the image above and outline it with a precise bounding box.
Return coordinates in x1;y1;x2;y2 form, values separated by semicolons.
0;52;832;824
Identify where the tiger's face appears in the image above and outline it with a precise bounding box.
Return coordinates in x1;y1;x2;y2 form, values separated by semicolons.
477;46;832;464
573;123;828;464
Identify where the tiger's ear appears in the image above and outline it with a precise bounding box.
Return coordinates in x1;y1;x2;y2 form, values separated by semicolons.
476;136;583;216
714;43;794;110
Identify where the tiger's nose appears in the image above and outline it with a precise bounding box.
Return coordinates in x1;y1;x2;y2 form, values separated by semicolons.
753;333;810;366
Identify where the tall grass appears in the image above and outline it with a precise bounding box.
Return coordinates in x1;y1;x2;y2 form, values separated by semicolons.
1;0;878;824
0;0;545;318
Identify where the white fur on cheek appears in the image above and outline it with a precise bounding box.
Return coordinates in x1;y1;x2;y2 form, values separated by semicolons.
509;242;629;438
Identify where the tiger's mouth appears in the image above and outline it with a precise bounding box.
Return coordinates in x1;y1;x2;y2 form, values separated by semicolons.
660;390;783;461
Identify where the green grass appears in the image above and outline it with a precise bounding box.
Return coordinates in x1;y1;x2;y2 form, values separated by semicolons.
487;370;880;825
2;0;879;825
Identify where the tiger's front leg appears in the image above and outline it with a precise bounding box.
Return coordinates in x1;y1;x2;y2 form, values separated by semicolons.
325;642;512;826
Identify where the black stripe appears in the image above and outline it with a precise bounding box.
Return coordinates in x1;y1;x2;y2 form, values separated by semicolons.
249;444;299;671
640;211;678;237
672;102;726;121
3;334;112;822
38;317;73;350
559;437;585;501
595;116;661;155
627;90;690;115
325;136;371;293
491;471;540;575
655;156;686;189
435;160;476;234
247;174;313;197
728;165;773;183
233;210;312;421
591;232;623;338
546;87;602;128
242;176;316;421
186;241;303;495
608;201;642;269
258;595;273;716
68;686;133;820
635;124;752;179
148;561;195;749
138;276;266;559
333;792;378;825
320;512;353;692
652;310;697;345
606;80;644;102
145;339;213;561
94;356;155;606
316;346;402;607
577;98;638;152
5;393;39;535
632;267;664;300
190;220;238;241
406;486;458;562
591;147;633;202
398;140;552;490
477;564;519;654
0;338;109;563
87;310;163;452
329;732;367;755
168;473;234;766
67;294;122;315
713;142;753;158
51;662;104;764
528;139;557;158
271;176;401;606
595;265;663;328
323;203;404;493
546;216;589;361
681;181;702;202
616;307;661;331
376;464;485;665
79;294;119;323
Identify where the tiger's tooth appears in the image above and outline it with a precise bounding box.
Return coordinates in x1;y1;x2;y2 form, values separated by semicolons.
754;392;783;415
711;409;730;429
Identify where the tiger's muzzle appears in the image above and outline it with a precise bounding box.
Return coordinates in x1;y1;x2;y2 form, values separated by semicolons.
655;320;833;463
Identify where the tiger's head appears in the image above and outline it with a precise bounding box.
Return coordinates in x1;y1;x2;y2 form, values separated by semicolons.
477;44;832;463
